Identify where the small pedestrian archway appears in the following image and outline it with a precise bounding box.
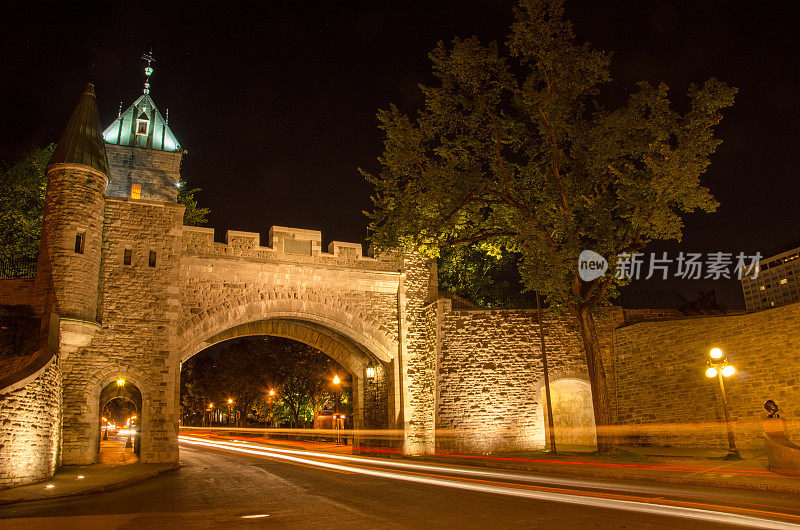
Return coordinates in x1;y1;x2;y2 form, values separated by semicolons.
98;379;143;462
535;377;597;450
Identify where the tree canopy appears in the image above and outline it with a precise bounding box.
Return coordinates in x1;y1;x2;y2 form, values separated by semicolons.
364;0;735;448
0;145;52;264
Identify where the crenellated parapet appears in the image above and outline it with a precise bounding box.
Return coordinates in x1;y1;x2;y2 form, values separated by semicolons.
182;225;401;271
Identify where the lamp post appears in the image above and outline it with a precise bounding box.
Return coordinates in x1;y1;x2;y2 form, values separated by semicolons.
227;398;233;426
102;416;109;440
705;347;740;460
125;416;133;448
332;375;341;445
207;403;214;427
267;389;276;431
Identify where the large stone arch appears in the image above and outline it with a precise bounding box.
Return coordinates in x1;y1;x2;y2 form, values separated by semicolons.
178;310;396;432
177;296;398;365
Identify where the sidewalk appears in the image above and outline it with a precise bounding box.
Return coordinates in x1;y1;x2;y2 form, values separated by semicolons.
0;439;178;506
199;432;800;495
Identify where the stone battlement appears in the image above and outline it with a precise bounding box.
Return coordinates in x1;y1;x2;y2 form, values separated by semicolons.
181;225;400;271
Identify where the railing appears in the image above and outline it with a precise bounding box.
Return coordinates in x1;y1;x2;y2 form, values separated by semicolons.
0;257;37;280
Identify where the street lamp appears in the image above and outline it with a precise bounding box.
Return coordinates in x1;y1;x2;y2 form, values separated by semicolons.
266;389;276;431
705;347;740;460
102;416;109;440
227;398;234;426
332;375;341;445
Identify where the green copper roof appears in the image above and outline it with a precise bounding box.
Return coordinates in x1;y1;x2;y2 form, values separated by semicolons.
102;94;181;152
49;83;110;174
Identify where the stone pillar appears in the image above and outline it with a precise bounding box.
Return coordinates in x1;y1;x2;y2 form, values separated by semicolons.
397;253;437;454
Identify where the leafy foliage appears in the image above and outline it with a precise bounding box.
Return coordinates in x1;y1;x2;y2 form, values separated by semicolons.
0;145;52;263
438;245;528;308
177;180;211;226
364;0;735;446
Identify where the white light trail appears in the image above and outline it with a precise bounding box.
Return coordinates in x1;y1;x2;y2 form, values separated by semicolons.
179;436;799;529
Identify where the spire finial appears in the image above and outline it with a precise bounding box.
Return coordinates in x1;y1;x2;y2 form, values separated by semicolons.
142;49;155;95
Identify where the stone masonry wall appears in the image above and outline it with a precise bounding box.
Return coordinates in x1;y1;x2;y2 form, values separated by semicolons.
178;227;402;362
0;359;61;488
106;144;182;203
399;254;437;453
436;303;587;453
60;196;184;465
0;279;36;307
611;301;800;449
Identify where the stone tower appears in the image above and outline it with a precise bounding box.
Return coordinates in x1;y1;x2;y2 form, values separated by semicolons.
101;52;183;202
34;83;109;322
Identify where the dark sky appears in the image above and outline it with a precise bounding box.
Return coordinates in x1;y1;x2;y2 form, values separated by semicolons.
3;1;798;308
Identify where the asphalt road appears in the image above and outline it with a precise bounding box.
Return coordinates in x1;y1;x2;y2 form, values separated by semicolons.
2;437;799;529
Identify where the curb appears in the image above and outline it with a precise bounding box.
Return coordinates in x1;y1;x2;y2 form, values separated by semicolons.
0;463;181;506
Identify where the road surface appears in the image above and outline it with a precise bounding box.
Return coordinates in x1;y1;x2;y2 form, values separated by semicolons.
2;435;800;529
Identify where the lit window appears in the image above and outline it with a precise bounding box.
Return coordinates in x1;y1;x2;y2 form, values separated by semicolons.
136;112;150;136
780;278;788;285
123;248;132;266
131;184;141;199
74;233;85;254
149;250;157;268
759;285;766;291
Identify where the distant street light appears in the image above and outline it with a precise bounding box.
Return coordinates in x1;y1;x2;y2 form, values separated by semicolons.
116;378;126;387
705;347;740;460
227;398;234;426
332;375;342;445
266;389;276;430
102;416;109;440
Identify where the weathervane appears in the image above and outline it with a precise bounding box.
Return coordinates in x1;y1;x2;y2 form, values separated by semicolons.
142;49;155;95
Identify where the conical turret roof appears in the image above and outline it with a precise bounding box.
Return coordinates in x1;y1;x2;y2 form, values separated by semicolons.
49;82;110;175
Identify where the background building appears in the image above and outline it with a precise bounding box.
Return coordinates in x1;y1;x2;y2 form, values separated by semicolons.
741;239;800;311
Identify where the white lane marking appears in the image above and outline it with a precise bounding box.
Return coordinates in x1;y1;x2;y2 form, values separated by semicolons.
180;436;798;529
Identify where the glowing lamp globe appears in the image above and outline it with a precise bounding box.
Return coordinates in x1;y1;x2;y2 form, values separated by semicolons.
333;375;340;385
709;348;724;360
705;367;718;378
721;365;736;377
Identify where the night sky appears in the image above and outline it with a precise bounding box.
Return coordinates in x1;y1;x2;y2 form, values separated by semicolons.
2;1;798;308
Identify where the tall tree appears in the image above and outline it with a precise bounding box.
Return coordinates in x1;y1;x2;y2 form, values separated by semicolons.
177;179;211;226
364;0;735;449
0;145;52;264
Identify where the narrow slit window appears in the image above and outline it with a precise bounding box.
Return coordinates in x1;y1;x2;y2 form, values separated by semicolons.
74;233;85;254
131;184;141;199
148;250;157;268
123;248;132;266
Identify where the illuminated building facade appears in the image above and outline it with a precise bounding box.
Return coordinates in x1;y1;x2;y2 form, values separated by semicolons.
741;240;800;311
